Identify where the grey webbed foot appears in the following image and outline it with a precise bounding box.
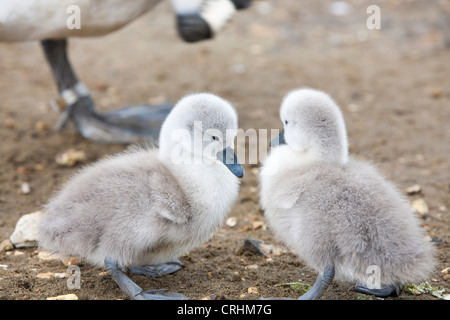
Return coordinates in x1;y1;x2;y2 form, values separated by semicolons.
354;281;402;298
136;289;188;300
99;102;173;133
129;260;183;277
41;39;173;144
69;96;173;144
105;258;188;300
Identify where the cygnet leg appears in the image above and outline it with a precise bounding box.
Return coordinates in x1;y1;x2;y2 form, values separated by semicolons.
260;265;335;300
129;260;183;277
105;258;188;300
298;265;335;300
105;257;143;298
354;281;402;298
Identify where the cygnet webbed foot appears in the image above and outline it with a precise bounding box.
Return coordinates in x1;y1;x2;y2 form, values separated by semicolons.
137;289;188;300
129;260;183;278
105;258;188;300
354;281;402;298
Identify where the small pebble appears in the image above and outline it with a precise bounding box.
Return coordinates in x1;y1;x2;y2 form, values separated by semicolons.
21;183;31;195
4;117;17;129
430;87;443;99
37;250;61;262
98;271;109;278
247;287;259;294
55;149;86;167
10;211;45;248
226;217;237;227
37;272;53;279
252;221;265;230
406;184;422;195
54;273;68;278
329;1;352;16
412;199;429;216
61;256;80;266
35;121;50;131
0;239;14;252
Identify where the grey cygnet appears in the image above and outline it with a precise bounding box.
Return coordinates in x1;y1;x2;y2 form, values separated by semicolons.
38;93;244;300
259;88;435;299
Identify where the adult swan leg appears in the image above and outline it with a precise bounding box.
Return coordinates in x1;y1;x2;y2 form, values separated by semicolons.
41;39;172;144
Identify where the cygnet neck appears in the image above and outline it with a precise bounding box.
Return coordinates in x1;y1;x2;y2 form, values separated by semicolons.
315;144;349;165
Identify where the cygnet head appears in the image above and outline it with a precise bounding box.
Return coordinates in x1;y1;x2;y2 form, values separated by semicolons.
159;93;244;177
273;88;349;164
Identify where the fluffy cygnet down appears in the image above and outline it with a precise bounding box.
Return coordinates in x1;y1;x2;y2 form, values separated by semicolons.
38;93;244;300
260;88;435;299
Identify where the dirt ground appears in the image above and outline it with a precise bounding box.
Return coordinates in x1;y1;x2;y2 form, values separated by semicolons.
0;0;449;300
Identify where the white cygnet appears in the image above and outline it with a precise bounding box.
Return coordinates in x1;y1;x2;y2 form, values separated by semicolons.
260;88;435;299
38;93;244;300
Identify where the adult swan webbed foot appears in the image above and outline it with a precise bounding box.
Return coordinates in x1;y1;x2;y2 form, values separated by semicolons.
41;39;173;144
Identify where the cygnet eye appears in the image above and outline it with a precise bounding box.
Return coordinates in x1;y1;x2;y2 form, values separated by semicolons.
284;120;288;125
212;136;220;141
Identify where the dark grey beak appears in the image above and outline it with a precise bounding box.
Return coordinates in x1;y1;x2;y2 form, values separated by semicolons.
217;147;244;178
269;128;286;147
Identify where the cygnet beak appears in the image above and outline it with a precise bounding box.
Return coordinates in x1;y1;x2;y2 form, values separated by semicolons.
217;147;244;178
269;128;286;147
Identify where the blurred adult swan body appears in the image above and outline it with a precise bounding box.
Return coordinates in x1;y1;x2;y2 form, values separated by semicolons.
0;0;251;143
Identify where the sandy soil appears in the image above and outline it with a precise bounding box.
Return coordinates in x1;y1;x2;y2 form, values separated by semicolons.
0;0;449;300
